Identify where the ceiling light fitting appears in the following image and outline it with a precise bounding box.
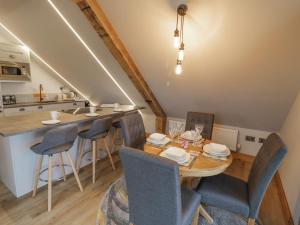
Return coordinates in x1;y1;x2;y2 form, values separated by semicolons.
173;4;187;75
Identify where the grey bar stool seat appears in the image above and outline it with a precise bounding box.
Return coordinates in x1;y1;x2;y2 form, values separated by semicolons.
76;117;115;184
31;124;83;212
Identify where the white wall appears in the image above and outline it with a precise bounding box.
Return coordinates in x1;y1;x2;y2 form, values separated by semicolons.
0;26;65;96
279;91;300;225
167;116;270;155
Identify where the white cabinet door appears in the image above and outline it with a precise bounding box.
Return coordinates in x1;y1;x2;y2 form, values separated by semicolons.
4;106;37;116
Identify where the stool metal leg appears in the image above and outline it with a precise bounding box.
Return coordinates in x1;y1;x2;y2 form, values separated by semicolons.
92;140;97;183
48;156;52;212
103;137;116;170
66;151;83;192
32;155;43;197
59;153;66;181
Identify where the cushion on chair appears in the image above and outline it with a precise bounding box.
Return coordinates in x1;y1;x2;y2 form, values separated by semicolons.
181;187;202;225
197;174;250;218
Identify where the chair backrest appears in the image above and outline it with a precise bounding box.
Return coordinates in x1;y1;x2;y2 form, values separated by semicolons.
120;112;146;150
86;117;112;138
120;147;182;225
248;133;287;218
185;112;215;139
38;124;78;152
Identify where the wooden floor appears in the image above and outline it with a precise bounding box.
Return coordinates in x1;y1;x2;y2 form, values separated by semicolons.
0;153;288;225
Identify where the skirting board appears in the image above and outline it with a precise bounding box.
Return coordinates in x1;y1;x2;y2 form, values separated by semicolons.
275;172;295;225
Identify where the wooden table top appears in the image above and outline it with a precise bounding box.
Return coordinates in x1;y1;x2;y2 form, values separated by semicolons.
144;139;233;178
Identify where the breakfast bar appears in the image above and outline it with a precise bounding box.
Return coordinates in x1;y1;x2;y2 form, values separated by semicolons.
0;107;141;197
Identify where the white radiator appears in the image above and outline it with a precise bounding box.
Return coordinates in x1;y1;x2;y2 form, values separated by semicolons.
212;126;239;151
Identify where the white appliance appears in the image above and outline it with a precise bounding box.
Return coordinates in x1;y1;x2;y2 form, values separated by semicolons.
0;43;31;82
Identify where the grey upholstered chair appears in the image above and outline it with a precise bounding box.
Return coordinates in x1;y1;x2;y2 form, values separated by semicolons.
120;112;146;150
197;133;287;225
120;147;202;225
185;112;215;140
31;124;83;212
76;117;115;183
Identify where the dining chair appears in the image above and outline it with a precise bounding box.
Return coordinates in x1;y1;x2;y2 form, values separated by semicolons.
120;112;146;150
119;146;202;225
196;133;287;225
185;111;215;140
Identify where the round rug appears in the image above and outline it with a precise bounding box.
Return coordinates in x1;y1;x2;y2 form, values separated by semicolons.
97;177;258;225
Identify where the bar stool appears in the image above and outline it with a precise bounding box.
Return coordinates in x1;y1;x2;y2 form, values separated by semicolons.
76;117;116;184
111;120;123;150
31;124;83;212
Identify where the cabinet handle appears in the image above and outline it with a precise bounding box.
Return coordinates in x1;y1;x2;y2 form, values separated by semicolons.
38;106;43;109
73;102;77;106
19;108;25;112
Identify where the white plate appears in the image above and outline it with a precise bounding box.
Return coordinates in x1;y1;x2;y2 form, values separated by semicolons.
42;120;61;125
149;133;166;141
160;150;190;164
203;144;230;156
146;137;171;146
85;113;99;117
113;108;123;112
180;131;202;142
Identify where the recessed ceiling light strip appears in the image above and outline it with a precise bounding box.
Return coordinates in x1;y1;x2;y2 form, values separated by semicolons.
0;22;95;105
48;0;136;106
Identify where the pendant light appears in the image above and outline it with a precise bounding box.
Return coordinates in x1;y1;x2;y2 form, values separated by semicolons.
173;4;187;75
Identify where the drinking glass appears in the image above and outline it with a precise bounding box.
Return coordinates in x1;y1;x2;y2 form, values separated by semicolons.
194;123;204;145
175;122;185;143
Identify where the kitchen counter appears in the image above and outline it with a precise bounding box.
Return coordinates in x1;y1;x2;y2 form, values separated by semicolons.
3;99;86;109
0;106;143;197
0;106;142;137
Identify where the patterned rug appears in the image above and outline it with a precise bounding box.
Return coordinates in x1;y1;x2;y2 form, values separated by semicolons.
97;177;258;225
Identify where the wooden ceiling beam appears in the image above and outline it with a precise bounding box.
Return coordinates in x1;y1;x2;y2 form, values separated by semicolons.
74;0;166;133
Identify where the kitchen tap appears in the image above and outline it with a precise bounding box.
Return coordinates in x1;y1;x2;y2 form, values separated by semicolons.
39;84;43;102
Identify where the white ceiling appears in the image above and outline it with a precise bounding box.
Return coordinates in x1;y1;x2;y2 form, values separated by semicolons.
97;0;300;131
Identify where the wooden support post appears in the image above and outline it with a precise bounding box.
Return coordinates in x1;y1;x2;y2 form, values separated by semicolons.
74;0;167;133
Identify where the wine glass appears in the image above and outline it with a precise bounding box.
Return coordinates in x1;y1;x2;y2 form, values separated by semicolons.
168;123;177;140
176;122;184;143
194;123;204;145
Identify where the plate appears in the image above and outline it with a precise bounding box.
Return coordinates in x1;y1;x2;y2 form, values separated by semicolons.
146;137;171;146
180;131;202;142
42;120;61;125
85;113;99;117
203;144;230;157
160;150;190;164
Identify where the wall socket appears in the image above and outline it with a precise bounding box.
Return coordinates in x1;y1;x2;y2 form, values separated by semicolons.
258;138;266;143
245;135;256;142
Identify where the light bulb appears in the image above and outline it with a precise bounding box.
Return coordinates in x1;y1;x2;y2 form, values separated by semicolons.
178;49;184;61
175;62;183;75
173;30;180;48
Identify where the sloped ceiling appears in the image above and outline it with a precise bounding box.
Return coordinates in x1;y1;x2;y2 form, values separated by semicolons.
97;0;300;131
0;0;151;111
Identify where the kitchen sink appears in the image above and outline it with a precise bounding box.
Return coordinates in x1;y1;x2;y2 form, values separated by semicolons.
63;107;102;115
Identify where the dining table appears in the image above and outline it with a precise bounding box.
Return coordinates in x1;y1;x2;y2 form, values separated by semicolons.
144;138;233;224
